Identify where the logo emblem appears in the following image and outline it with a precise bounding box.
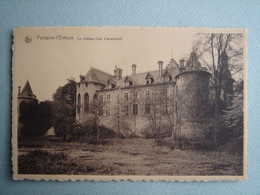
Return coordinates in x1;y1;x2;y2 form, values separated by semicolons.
24;35;32;43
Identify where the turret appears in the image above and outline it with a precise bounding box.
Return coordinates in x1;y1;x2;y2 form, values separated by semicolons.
175;52;211;143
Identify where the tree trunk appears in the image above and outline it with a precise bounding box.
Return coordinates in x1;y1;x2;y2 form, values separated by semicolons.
213;85;221;146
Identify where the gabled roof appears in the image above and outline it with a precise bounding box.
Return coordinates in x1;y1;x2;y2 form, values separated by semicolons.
124;76;133;83
82;67;114;85
162;69;172;78
145;72;154;80
167;58;179;69
107;78;117;86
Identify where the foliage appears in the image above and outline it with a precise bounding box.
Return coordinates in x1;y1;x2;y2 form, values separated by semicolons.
19;100;53;137
220;81;244;144
52;79;77;137
193;33;243;145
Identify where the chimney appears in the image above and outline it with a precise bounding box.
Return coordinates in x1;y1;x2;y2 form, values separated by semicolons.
179;59;185;68
18;86;21;95
114;66;122;80
80;75;85;82
132;64;136;75
158;61;163;78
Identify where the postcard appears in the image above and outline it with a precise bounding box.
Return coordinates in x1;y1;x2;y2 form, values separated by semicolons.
12;27;247;181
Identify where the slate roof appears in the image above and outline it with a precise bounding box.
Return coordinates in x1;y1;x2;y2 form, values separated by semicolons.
124;76;133;83
82;67;114;85
80;58;181;89
186;52;201;69
18;80;37;100
107;78;117;86
145;72;154;80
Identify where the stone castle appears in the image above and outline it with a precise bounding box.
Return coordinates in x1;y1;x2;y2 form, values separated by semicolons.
76;52;213;141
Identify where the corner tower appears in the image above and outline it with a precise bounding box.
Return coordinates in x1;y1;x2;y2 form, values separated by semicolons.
18;80;38;106
76;67;114;124
175;52;211;143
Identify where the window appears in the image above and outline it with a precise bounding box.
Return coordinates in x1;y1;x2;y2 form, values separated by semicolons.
124;93;128;102
133;104;138;115
99;107;103;116
107;94;111;103
145;103;150;114
146;79;154;84
161;89;167;98
162;102;168;114
106;106;110;116
85;83;88;87
145;91;150;99
117;94;120;103
133;92;138;101
123;105;129;115
125;82;130;87
115;106;120;115
77;94;81;113
84;93;89;112
164;76;172;82
100;95;103;102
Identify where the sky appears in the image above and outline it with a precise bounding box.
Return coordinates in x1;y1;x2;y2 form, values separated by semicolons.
13;27;246;101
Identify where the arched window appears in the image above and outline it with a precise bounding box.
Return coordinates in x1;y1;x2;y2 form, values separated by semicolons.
77;94;81;113
84;93;89;112
92;93;98;111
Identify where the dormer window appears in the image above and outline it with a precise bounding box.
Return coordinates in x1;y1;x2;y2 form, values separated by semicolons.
163;70;172;82
109;83;116;89
124;76;133;87
107;79;117;89
145;73;154;85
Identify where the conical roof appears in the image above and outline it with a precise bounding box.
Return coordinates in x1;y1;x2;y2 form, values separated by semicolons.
18;80;37;101
21;80;34;96
186;52;201;69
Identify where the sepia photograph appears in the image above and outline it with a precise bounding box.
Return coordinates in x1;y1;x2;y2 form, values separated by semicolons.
12;27;247;181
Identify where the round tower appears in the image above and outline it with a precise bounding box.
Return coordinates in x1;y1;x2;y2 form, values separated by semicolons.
175;52;211;143
17;81;38;137
175;70;211;142
18;80;38;106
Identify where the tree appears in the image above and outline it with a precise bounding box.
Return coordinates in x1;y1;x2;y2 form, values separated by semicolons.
145;84;175;142
19;100;52;137
193;33;243;145
221;81;243;140
52;79;77;138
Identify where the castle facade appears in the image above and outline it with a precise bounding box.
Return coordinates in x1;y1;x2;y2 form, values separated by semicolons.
76;52;211;141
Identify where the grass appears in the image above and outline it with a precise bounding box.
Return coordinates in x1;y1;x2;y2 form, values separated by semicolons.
18;137;243;175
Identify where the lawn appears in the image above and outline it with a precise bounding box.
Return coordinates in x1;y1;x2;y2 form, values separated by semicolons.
18;136;243;175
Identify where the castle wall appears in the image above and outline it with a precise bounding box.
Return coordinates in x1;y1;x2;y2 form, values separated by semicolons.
77;81;175;137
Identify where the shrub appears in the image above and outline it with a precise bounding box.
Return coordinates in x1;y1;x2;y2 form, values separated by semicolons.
18;150;70;174
19;101;53;137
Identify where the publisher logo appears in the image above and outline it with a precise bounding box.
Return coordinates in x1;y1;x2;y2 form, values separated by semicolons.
24;35;32;43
